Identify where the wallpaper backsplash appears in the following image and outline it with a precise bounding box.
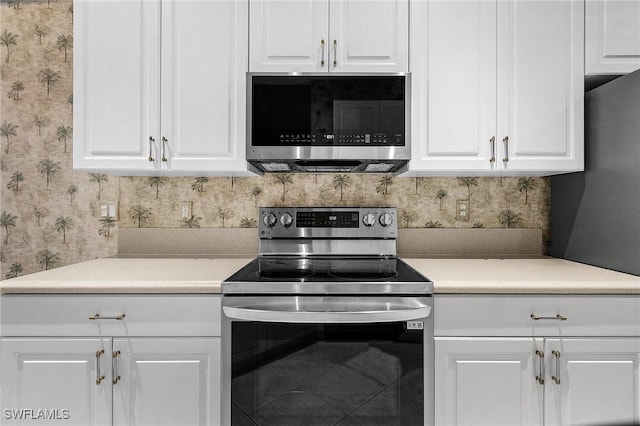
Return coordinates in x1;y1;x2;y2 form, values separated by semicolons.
0;1;550;279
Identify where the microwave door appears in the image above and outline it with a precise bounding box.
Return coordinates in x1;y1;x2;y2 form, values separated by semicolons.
333;100;380;144
380;100;404;145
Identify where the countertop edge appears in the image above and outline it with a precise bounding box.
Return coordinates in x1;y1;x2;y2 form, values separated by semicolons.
2;257;639;295
434;287;640;295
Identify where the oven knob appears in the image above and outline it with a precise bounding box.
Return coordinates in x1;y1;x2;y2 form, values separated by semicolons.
379;213;393;227
280;213;293;227
263;213;277;227
362;213;376;227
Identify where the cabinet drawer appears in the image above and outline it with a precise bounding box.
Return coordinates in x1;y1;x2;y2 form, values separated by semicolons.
435;295;640;337
1;295;221;337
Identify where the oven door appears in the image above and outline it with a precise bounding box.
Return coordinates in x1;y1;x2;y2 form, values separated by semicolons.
221;296;434;426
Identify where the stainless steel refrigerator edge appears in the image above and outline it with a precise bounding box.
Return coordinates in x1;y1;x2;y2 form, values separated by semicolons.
551;69;640;276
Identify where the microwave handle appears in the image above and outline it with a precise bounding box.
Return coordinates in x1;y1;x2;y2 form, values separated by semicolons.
223;297;431;323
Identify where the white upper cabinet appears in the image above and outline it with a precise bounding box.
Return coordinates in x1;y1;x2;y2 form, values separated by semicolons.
586;0;640;75
329;0;409;72
496;0;584;173
74;0;160;173
249;0;408;72
74;0;249;175
249;0;328;72
160;0;248;173
410;0;497;172
410;0;584;176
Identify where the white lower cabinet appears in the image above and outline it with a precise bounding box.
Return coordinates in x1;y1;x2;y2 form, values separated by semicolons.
544;338;640;426
435;296;640;426
0;338;112;426
0;295;222;426
113;338;220;426
435;337;544;426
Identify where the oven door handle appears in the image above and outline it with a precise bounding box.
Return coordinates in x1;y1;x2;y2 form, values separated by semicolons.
223;297;431;323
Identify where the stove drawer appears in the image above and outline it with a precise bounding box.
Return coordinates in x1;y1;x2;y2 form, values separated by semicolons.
435;295;640;337
1;294;221;337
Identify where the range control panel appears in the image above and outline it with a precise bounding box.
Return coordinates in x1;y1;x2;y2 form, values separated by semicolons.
258;207;397;239
296;211;360;228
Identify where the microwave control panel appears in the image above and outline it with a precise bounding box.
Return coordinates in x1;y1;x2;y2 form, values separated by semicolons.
277;133;403;145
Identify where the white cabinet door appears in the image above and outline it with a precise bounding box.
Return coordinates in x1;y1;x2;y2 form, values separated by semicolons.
249;0;407;73
435;337;544;426
73;0;160;172
0;338;112;426
410;0;496;172
410;0;583;175
74;0;249;175
249;0;329;72
330;0;408;72
497;0;584;173
112;338;221;426
545;338;640;426
161;0;248;173
586;0;640;75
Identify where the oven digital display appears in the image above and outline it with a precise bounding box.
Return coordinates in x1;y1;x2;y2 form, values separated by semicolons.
296;211;360;228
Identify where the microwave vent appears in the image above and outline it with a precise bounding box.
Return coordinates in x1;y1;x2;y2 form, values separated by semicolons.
248;159;407;174
364;163;395;173
261;163;291;172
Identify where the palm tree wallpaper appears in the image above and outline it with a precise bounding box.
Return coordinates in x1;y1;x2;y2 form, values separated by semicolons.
0;0;551;279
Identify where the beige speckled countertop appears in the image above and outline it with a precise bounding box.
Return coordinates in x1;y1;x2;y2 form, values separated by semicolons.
0;257;253;294
1;256;638;294
403;258;640;294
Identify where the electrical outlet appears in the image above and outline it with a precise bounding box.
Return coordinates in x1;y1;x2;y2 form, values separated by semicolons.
100;202;119;220
456;200;469;221
180;202;192;220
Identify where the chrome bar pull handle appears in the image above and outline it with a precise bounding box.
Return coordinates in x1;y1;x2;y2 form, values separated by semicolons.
333;39;337;67
535;350;545;385
96;349;105;385
148;136;155;162
531;314;567;321
112;350;121;385
89;314;126;321
502;136;509;162
320;39;325;67
489;136;496;163
223;296;431;323
161;136;168;162
551;350;561;384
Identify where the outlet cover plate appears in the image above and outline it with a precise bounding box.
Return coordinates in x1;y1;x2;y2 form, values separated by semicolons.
180;201;193;220
100;201;119;221
456;200;469;221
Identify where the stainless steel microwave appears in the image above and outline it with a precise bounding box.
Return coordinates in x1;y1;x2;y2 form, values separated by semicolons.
246;73;410;174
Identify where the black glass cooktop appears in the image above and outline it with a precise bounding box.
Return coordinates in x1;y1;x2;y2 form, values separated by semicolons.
223;257;433;295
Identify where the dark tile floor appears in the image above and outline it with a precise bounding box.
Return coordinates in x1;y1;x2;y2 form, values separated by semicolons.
232;342;423;426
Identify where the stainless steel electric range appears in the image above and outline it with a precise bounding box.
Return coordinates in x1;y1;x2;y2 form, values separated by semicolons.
221;207;434;426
